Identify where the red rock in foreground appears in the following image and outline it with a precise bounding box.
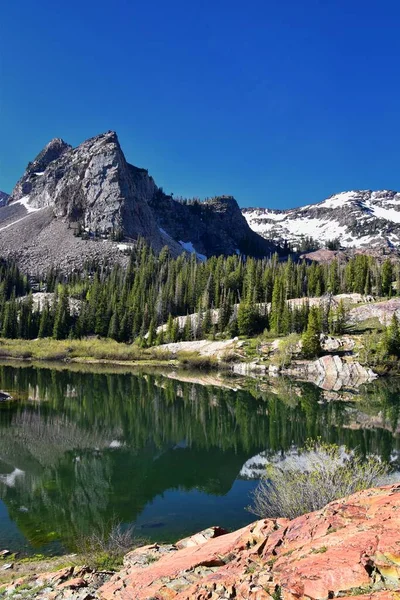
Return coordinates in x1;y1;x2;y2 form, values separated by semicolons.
98;484;400;600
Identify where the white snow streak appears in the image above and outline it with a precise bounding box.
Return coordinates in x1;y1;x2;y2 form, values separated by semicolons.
0;196;45;233
14;195;42;214
179;240;207;261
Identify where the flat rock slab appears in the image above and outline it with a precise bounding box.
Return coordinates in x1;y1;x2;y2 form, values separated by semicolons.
98;484;400;600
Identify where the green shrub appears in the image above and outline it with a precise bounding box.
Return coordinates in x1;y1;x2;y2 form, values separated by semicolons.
75;520;138;571
248;440;389;520
272;333;301;368
177;351;219;370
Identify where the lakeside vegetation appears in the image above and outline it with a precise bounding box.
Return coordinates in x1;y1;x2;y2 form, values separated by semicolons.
0;241;398;343
0;337;174;363
0;243;399;374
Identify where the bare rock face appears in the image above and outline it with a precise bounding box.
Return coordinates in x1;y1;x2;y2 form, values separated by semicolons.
9;131;164;245
150;193;278;258
350;298;400;326
283;355;377;390
98;484;400;600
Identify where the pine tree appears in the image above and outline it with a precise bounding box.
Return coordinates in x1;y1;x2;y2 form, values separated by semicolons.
108;311;119;340
147;318;157;346
53;289;70;339
38;302;52;338
2;297;18;338
385;313;400;357
335;299;348;335
166;314;174;342
301;307;322;358
203;308;212;335
382;259;393;297
237;301;260;336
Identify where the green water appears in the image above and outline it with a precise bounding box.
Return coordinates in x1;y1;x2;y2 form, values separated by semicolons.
0;364;399;555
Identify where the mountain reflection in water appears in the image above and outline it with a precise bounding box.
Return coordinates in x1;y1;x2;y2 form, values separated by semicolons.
0;364;399;554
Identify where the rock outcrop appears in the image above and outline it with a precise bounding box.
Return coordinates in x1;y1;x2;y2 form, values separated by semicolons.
1;565;112;599
9;131;165;247
2;485;400;598
151;193;273;258
349;298;400;326
283;355;377;390
0;132;280;273
98;484;400;600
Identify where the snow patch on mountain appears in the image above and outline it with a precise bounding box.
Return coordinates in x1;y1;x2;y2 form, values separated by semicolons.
243;190;400;250
179;240;207;261
366;203;400;224
15;195;44;214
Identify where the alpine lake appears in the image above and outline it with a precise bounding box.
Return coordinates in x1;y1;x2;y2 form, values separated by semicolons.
0;362;399;556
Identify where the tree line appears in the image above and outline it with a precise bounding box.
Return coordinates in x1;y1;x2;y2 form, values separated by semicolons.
0;242;398;344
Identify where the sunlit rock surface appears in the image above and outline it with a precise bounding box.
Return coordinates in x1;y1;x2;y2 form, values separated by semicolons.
99;484;400;600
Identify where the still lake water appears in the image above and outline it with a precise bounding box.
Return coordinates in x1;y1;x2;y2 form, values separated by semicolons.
0;363;399;555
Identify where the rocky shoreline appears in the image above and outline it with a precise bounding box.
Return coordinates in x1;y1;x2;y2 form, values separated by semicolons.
1;484;400;599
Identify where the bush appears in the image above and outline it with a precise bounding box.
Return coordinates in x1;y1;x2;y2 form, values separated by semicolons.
75;520;138;570
177;351;219;370
248;440;389;520
272;333;301;368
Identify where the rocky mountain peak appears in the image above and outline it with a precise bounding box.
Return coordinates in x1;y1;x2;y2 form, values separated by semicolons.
0;131;280;272
8;130;164;245
28;137;71;173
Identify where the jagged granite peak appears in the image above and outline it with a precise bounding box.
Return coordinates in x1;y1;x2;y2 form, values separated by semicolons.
12;138;72;200
243;190;400;250
9;130;165;246
0;131;280;272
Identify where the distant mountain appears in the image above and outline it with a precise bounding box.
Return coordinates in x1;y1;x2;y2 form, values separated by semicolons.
243;190;400;251
0;131;280;273
0;191;9;207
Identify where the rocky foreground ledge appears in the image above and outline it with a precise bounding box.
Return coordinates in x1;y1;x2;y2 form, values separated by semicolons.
2;484;400;599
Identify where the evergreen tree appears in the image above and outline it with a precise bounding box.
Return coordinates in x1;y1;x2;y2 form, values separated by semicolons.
53;289;70;340
203;308;212;335
147;318;157;346
38;302;52;338
2;297;18;338
385;314;400;357
335;299;348;335
382;259;393;297
237;302;260;336
301;307;322;358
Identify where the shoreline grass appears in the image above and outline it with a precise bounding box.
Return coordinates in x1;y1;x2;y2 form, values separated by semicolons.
0;338;233;373
0;337;176;364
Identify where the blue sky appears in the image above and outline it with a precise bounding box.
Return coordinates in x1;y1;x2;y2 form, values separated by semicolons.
1;0;400;209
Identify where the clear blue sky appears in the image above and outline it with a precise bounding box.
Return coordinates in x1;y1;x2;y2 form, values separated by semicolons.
1;0;400;208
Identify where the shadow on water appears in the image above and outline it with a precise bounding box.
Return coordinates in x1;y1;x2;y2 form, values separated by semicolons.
0;363;399;554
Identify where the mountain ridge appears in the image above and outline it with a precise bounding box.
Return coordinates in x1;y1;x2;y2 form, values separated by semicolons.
243;189;400;251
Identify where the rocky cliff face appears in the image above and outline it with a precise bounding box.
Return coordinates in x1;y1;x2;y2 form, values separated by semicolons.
151;193;275;258
9;131;164;245
0;132;279;272
243;190;400;251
